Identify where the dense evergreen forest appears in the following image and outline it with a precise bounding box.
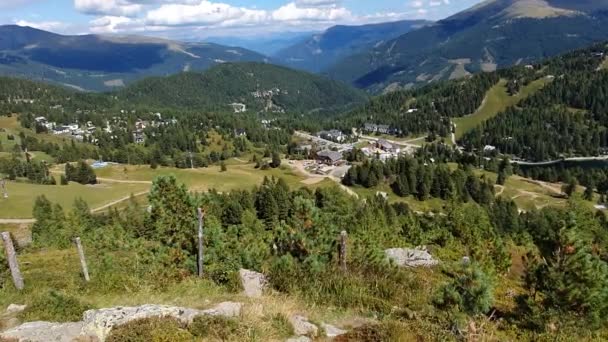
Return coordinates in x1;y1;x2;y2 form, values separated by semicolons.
460;44;608;161
332;73;499;137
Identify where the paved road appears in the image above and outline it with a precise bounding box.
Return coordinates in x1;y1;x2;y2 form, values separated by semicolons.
511;156;608;166
358;134;422;150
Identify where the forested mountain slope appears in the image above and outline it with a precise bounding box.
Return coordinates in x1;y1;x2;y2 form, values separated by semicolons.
0;25;267;92
116;62;368;114
460;43;608;161
332;42;607;154
274;20;431;73
326;0;608;93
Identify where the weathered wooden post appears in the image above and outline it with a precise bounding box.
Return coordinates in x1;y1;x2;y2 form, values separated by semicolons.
74;237;90;282
339;231;347;272
197;208;204;278
1;179;7;199
1;232;24;290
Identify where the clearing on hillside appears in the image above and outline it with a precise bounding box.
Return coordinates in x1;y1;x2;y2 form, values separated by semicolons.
454;78;547;139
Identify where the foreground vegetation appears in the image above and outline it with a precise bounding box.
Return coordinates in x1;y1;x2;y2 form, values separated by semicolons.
1;174;608;340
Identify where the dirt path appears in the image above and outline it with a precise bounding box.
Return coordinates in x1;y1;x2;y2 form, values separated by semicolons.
91;191;149;213
286;160;359;199
95;177;152;185
495;185;505;196
0;218;36;224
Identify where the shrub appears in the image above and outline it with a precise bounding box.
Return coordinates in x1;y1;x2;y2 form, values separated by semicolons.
20;291;92;322
268;313;294;338
188;315;248;340
434;262;494;316
106;317;193;342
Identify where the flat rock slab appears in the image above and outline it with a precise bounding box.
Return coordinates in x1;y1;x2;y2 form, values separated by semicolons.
5;304;27;314
0;321;85;342
385;247;439;268
286;336;312;342
239;269;268;298
81;302;242;341
321;323;347;338
289;315;318;337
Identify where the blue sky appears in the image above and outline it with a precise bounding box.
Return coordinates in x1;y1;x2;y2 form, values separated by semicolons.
0;0;484;38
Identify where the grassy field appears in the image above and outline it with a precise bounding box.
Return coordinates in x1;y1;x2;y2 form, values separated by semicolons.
454;78;547;139
0;161;320;219
0;179;150;219
92;162;310;193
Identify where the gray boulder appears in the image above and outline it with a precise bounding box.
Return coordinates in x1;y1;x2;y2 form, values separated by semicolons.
239;269;268;298
0;321;86;342
81;302;242;341
5;304;27;314
289;315;318;337
286;337;312;342
385;247;439;268
322;323;347;338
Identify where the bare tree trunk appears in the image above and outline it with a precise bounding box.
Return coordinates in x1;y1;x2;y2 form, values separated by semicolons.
1;232;24;290
339;231;347;272
74;237;90;282
197;208;204;278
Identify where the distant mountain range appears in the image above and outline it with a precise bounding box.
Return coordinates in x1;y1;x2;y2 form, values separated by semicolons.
0;25;268;92
206;32;317;56
274;20;432;73
326;0;608;92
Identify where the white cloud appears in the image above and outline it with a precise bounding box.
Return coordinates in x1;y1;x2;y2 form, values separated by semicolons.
272;2;351;22
15;19;70;32
72;0;439;38
294;0;341;8
74;0;143;17
89;16;137;33
145;1;267;26
411;1;424;8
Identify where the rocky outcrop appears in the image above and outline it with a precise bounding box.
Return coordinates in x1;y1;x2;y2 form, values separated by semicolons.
286;336;312;342
5;304;27;314
1;302;243;342
81;302;242;341
239;269;268;298
0;321;86;342
289;315;318;337
321;323;347;338
385;247;439;268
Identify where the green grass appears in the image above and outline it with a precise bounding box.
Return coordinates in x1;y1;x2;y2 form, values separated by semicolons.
93;163;309;192
349;183;445;212
0;179;150;219
454;78;547;139
2;159;329;219
600;57;608;70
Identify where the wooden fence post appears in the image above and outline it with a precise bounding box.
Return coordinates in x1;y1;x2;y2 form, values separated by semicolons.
339;231;347;272
1;179;7;199
197;208;204;278
74;237;90;282
1;232;24;290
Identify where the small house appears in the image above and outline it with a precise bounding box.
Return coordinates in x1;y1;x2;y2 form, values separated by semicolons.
317;150;343;165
